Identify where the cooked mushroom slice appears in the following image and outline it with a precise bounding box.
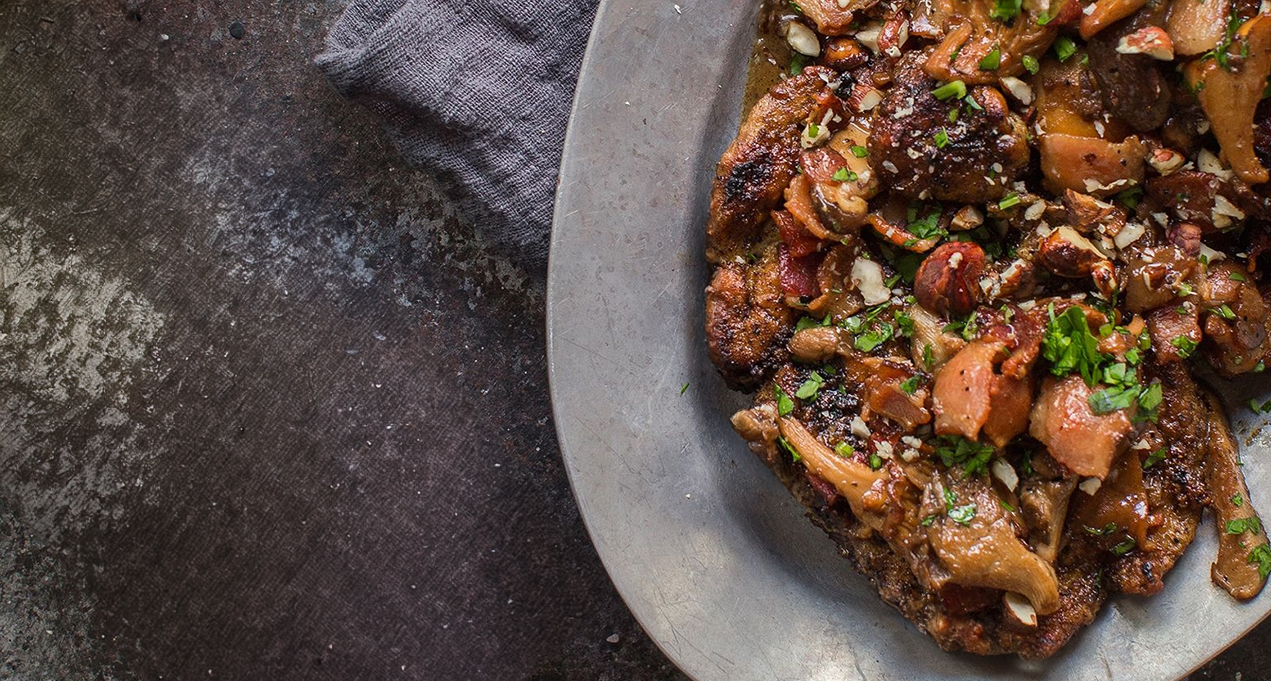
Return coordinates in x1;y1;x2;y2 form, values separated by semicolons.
1079;0;1147;40
1085;24;1172;132
925;474;1062;614
843;357;933;430
1035;58;1148;195
1184;15;1271;186
1147;305;1202;364
779;417;887;528
1018;474;1079;562
1166;0;1231;56
798;0;879;36
1029;375;1135;479
1121;244;1198;313
1205;392;1270;600
1202;260;1271;376
732;403;781;462
922;0;1060;83
789;326;843;362
907;304;967;371
706;67;841;262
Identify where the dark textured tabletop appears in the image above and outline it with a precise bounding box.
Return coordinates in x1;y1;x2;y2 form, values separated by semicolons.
0;1;1263;679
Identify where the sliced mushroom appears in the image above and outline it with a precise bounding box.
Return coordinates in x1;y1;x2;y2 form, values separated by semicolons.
922;0;1058;83
1166;0;1232;56
908;304;968;371
779;417;887;528
925;474;1062;614
1184;15;1271;185
732;403;781;462
1205;392;1270;600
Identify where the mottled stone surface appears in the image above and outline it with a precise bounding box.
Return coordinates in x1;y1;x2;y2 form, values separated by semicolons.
0;1;1262;679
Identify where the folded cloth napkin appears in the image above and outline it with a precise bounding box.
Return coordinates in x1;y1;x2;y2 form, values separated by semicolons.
315;0;600;265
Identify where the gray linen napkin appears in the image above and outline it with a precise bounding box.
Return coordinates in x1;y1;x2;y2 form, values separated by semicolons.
315;0;599;265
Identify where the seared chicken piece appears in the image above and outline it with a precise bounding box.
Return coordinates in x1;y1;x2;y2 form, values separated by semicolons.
868;52;1029;204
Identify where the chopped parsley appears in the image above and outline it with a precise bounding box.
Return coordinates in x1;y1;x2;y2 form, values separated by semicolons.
1115;186;1144;210
795;371;825;400
923;343;936;370
1089;385;1139;414
899;375;922;395
1171;335;1199;359
1041;305;1104;385
1139;381;1163;413
932;80;968;101
806;122;821;138
906;205;946;241
850;145;869;158
934;128;950;149
895;311;915;337
778;436;801;462
1021;55;1040;74
789;52;808;75
774;384;795;416
1143;447;1168;469
855;321;895;352
1054;36;1078;62
1248;397;1271;414
979;46;1001;70
948;503;978;525
1111;538;1137;556
1248;543;1271;580
1203;12;1244;70
795;314;832;332
1233;494;1245;507
1227;517;1263;535
936;436;995;477
920;514;936;526
988;0;1022;22
832;167;858;182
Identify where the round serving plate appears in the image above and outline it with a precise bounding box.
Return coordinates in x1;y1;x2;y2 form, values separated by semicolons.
544;0;1271;677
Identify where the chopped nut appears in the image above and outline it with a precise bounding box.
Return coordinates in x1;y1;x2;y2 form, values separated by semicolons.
1148;148;1185;176
1004;592;1038;627
784;21;822;57
1116;26;1174;60
1000;76;1034;105
950;205;984;231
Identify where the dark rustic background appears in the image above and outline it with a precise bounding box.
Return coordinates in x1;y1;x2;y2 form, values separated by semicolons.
0;1;1261;679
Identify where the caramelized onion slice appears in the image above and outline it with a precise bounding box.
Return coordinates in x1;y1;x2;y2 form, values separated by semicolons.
1205;392;1270;600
